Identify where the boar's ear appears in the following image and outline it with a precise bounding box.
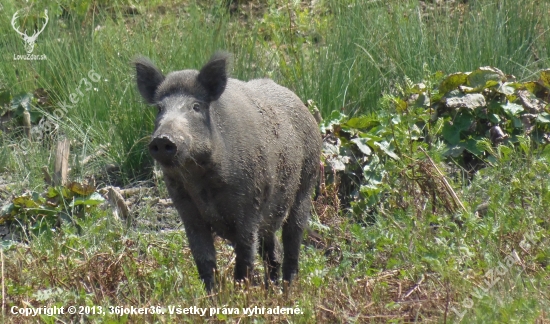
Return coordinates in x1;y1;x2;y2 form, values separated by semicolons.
197;52;230;101
134;57;165;104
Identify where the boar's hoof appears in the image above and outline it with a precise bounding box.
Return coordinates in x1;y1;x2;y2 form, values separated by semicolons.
149;135;177;165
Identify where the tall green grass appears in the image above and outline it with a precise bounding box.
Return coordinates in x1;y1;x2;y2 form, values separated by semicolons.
0;1;258;183
292;0;550;116
1;0;549;183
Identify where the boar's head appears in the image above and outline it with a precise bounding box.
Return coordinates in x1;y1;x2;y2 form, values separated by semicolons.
134;53;229;168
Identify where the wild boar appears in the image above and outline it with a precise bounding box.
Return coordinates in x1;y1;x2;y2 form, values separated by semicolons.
134;52;321;292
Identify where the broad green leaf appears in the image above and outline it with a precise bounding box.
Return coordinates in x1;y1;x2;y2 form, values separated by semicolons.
374;141;399;160
540;143;550;159
475;138;493;153
328;110;347;123
498;145;513;160
512;116;522;128
442;121;461;145
358;131;383;142
351;138;372;155
13;197;39;208
363;163;384;186
61;187;73;198
464;138;484;156
501;102;524;116
1;203;15;217
360;184;382;197
409;83;426;94
488;113;501;124
454;112;475;131
13;192;43;208
408;93;430;108
327;157;346;172
1;240;17;249
344;115;378;130
467;67;505;89
70;192;105;206
320;110;347;133
11;93;33;116
393;97;407;112
517;135;530;154
363;155;380;172
458;85;475;93
438;72;468;95
540;69;550;88
391;115;401;125
485;80;499;88
29;111;43;123
431;92;444;103
46;187;60;198
536;112;550;124
433;70;446;80
487;155;499;165
67;182;96;196
409;124;422;140
444;144;465;157
523;81;546;96
497;82;517;96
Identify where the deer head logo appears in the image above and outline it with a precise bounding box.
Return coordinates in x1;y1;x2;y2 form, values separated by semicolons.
11;9;49;54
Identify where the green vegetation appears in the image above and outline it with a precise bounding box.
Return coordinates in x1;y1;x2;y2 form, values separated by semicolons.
1;0;549;322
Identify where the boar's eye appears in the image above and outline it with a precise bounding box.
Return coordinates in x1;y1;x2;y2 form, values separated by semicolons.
156;106;162;114
192;102;200;112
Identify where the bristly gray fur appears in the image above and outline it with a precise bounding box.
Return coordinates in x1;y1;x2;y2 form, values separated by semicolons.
134;52;322;292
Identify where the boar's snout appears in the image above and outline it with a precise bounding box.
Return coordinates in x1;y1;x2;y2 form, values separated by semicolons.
149;134;178;165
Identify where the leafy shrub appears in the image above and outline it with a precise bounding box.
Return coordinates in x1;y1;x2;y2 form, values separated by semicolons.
400;67;550;169
318;109;399;221
0;181;104;237
0;89;52;130
318;67;550;220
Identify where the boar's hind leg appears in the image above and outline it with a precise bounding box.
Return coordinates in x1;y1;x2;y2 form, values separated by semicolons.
282;192;312;284
258;232;282;286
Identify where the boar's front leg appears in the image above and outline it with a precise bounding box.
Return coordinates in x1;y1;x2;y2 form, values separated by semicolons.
233;225;259;285
182;214;217;292
166;184;217;291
